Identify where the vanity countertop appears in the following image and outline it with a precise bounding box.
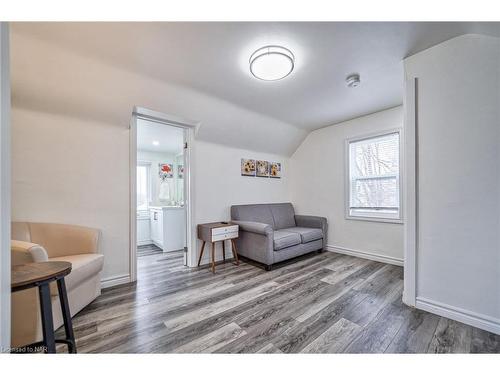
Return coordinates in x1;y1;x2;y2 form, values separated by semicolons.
149;205;184;210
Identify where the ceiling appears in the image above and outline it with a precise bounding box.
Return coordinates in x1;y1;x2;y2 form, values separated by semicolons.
12;22;500;130
137;118;184;154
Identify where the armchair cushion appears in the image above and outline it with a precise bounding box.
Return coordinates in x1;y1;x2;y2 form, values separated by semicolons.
49;253;104;295
283;227;323;244
273;230;301;250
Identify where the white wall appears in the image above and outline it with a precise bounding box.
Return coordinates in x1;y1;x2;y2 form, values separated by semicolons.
11;108;130;283
290;107;404;264
193;140;289;264
405;34;500;333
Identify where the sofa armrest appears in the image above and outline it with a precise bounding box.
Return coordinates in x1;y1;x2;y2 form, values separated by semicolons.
231;221;274;265
11;240;49;266
231;220;273;236
295;215;328;248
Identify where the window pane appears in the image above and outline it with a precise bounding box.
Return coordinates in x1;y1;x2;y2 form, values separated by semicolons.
351;177;398;208
348;132;400;219
137;165;149;211
351;132;399;179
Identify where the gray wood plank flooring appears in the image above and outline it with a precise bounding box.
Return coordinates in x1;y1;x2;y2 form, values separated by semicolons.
58;250;500;353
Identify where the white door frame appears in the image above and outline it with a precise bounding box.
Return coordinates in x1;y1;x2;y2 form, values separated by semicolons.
0;22;11;351
403;77;418;307
129;106;199;282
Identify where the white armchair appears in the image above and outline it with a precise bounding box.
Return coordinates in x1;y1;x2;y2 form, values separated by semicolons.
11;222;103;348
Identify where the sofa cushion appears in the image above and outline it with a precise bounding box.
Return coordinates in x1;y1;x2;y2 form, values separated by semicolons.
269;203;296;230
49;253;104;295
273;230;301;250
283;227;323;244
231;204;275;228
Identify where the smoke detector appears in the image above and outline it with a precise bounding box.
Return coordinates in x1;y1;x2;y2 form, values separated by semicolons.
346;74;360;88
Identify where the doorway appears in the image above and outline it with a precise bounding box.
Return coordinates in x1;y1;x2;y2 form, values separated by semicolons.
129;107;197;283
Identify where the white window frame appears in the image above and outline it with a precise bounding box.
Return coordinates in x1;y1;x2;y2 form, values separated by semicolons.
136;160;152;214
345;128;403;224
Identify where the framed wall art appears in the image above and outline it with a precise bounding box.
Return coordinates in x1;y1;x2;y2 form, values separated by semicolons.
241;158;256;176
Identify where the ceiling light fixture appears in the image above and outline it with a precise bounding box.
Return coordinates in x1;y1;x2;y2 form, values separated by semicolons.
249;45;295;81
346;74;361;88
152;141;160;146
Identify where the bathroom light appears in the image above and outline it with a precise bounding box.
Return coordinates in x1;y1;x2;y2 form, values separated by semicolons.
152;141;160;146
249;45;295;81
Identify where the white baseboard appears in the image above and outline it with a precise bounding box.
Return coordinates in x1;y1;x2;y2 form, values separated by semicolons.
101;274;131;289
137;239;153;246
416;297;500;335
326;245;404;267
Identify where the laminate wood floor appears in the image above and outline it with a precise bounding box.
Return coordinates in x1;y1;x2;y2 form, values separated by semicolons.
137;244;163;257
58;250;500;353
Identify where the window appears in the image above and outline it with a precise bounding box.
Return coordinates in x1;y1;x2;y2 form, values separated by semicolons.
137;163;151;212
346;130;402;222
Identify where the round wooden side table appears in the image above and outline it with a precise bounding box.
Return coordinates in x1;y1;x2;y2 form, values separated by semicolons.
11;261;77;354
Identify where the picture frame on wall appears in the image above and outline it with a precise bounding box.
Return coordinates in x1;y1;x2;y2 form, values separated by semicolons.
159;163;174;181
269;162;281;178
256;160;269;177
241;158;256;176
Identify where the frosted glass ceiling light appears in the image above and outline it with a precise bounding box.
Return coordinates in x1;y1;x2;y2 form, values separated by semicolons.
249;45;295;81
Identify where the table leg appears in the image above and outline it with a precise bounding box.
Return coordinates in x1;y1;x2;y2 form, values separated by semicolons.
38;282;56;353
197;241;206;267
57;278;77;353
211;242;216;273
231;239;240;266
222;241;226;263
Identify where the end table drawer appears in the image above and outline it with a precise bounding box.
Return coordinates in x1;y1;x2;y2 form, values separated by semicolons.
211;225;238;236
212;231;238;242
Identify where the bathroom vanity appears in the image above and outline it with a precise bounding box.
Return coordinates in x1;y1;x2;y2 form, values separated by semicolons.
150;206;186;252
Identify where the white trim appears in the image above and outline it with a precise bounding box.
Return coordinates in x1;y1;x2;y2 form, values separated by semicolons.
416;297;500;335
0;22;10;352
403;77;418;307
344;128;404;224
129;115;138;282
137;239;153;246
326;245;403;267
130;107;199;282
101;274;132;289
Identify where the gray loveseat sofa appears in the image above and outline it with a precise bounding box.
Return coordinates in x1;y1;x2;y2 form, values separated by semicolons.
230;203;328;270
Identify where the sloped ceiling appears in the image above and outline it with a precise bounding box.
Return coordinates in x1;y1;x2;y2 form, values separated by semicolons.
11;22;500;156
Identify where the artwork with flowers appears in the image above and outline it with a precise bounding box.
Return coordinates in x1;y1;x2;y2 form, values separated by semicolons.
159;163;174;181
241;158;281;179
241;158;256;176
269;162;281;178
256;160;269;177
